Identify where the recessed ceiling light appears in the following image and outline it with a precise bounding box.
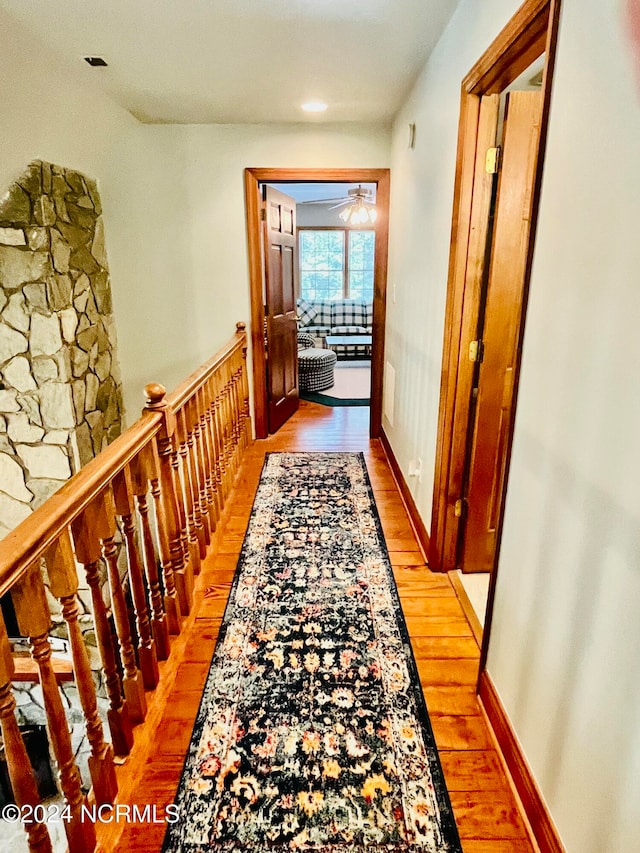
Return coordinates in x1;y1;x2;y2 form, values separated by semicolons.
84;56;108;67
301;101;328;113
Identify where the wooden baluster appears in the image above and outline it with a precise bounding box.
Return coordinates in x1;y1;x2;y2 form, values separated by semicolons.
227;359;239;476
71;514;133;756
13;565;97;853
45;531;118;805
222;364;234;492
231;361;243;472
0;613;53;853
130;448;173;654
238;322;253;446
208;371;224;517
222;367;234;497
179;404;206;567
191;391;212;552
147;439;183;633
144;383;193;615
211;369;226;503
199;381;219;533
88;491;147;724
112;468;160;690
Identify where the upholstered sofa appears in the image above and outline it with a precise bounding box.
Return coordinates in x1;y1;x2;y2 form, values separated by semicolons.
296;298;372;358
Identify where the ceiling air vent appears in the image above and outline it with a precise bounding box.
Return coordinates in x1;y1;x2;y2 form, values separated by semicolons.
84;57;108;67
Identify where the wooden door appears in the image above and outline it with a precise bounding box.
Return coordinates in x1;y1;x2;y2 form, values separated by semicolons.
263;185;299;433
461;90;543;572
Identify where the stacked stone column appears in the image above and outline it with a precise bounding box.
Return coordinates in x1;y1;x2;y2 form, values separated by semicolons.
0;160;123;538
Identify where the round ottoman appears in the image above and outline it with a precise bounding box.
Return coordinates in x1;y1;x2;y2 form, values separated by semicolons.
298;347;337;392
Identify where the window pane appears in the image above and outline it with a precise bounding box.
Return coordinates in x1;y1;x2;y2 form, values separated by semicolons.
348;231;375;300
299;230;345;302
300;269;343;301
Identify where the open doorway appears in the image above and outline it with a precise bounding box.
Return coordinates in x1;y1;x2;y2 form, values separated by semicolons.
429;0;562;651
244;168;390;440
454;53;546;636
273;182;375;409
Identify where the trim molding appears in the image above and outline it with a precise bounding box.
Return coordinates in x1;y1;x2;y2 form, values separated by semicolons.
379;428;429;563
244;167;390;440
478;670;565;853
448;571;483;646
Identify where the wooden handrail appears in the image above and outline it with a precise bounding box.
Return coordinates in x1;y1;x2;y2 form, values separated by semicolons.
0;414;162;598
0;324;252;853
165;322;248;412
0;324;248;597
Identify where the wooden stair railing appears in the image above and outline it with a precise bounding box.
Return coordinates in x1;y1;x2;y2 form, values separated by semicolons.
0;323;252;853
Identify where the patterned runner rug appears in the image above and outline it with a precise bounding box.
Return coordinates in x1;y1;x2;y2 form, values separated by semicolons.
163;452;462;852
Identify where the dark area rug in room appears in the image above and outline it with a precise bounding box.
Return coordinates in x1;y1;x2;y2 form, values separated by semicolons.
163;452;462;852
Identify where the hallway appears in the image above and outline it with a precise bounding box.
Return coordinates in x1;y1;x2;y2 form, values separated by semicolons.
97;402;535;852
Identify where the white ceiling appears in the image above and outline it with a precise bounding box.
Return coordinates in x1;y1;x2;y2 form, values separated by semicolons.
0;0;460;125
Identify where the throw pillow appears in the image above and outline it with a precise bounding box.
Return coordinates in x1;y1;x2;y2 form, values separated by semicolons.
297;298;318;327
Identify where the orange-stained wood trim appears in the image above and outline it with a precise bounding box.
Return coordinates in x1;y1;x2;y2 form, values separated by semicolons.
478;670;566;852
370;170;390;440
430;91;482;573
11;656;74;683
480;0;563;673
245;168;390;440
379;428;429;563
448;571;483;647
244;170;268;439
463;0;549;94
429;0;561;573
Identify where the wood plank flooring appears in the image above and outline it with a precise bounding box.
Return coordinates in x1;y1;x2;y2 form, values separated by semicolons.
95;402;535;852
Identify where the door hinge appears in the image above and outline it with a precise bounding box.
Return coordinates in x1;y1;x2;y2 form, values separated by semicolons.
454;498;467;518
469;339;485;363
260;207;267;221
485;146;502;174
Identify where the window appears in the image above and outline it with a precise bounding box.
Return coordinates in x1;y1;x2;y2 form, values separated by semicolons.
298;229;375;300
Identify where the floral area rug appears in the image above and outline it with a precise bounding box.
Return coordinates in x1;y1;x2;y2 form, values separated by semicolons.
163;452;462;852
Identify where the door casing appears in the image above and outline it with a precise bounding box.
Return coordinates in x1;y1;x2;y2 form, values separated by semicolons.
262;185;300;433
427;0;562;670
245;168;390;440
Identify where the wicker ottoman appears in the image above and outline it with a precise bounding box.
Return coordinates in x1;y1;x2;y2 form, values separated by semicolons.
298;347;337;392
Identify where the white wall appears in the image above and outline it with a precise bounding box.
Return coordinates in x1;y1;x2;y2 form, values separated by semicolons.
384;0;523;513
1;8;390;420
386;0;640;850
487;1;640;850
140;123;390;404
0;9;148;421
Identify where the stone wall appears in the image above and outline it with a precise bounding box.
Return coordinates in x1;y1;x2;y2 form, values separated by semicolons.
0;161;123;538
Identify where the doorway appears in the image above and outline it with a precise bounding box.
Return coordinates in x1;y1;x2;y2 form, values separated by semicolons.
244;168;390;440
429;0;562;648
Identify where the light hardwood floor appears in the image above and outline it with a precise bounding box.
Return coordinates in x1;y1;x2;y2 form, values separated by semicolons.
96;401;536;852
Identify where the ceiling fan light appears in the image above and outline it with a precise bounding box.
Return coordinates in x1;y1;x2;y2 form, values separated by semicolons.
339;206;352;222
368;207;378;223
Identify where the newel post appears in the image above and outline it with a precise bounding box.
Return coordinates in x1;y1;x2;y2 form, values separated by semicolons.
144;383;192;616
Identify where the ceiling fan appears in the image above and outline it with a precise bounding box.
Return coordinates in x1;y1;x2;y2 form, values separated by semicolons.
299;185;377;224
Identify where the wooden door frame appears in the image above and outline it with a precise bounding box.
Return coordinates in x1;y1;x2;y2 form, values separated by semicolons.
245;168;390;439
429;0;562;578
